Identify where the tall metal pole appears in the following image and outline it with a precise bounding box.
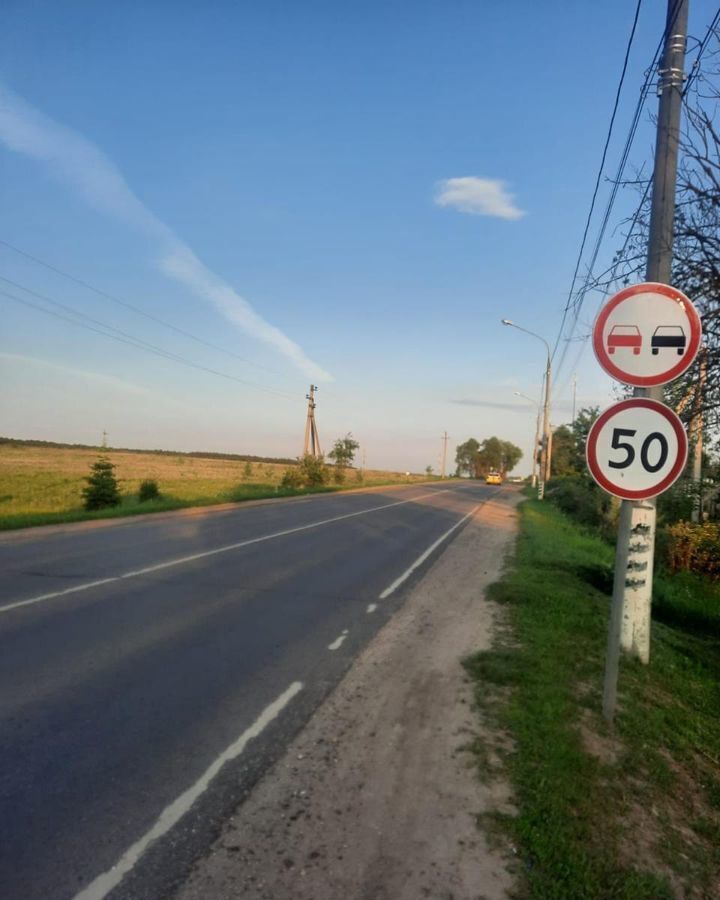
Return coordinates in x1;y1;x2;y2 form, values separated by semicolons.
604;0;689;720
571;373;577;424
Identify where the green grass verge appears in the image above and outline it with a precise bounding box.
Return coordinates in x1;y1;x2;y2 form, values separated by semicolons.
464;498;720;899
0;478;433;531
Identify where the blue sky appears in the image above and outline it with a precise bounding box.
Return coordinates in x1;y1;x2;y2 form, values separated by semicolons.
1;0;716;473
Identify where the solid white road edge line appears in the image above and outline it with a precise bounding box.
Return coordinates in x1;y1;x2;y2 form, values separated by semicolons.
327;629;349;651
72;680;303;900
0;489;451;615
378;502;482;600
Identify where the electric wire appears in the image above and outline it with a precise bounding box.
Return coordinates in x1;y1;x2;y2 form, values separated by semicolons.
551;0;689;381
0;238;288;379
551;0;644;360
683;7;720;96
0;286;298;401
554;4;720;393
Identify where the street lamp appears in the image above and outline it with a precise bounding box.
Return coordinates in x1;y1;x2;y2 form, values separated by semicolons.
502;319;552;499
513;390;543;489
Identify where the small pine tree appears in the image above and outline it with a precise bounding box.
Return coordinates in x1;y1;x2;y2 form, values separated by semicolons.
82;455;121;510
243;461;253;478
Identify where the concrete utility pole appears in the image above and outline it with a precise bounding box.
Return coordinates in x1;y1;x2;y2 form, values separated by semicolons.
441;431;449;478
303;384;322;457
514;391;541;488
603;0;689;720
502;319;552;498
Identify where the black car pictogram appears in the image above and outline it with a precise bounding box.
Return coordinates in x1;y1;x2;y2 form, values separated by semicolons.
651;325;686;355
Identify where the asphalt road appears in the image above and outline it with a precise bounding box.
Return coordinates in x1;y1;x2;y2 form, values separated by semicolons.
0;481;500;900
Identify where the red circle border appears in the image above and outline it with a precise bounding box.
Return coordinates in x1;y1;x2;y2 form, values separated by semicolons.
592;282;701;387
586;398;688;500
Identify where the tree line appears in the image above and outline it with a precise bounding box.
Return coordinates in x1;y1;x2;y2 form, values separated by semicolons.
454;436;522;478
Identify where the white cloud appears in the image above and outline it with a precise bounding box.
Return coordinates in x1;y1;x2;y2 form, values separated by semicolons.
0;84;332;383
0;352;150;395
434;176;525;220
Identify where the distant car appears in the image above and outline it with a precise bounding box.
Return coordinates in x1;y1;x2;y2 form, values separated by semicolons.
485;472;502;485
607;324;642;355
651;325;686;355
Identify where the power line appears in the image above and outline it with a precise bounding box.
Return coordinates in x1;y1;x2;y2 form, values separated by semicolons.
552;0;689;379
684;7;720;95
552;0;644;360
554;6;720;392
0;286;298;401
0;237;287;379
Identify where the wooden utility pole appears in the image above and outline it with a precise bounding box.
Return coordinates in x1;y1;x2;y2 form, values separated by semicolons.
303;385;322;457
603;0;689;721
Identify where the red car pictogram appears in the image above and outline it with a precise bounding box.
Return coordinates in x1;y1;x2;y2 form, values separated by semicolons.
607;325;642;355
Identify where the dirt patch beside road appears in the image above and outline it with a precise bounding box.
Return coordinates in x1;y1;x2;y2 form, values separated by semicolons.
174;491;521;900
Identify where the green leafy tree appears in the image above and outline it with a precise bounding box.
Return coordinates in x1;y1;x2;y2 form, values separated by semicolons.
425;465;434;476
550;425;577;477
455;438;480;477
82;455;121;510
476;437;523;477
571;406;600;472
456;437;522;478
328;433;360;484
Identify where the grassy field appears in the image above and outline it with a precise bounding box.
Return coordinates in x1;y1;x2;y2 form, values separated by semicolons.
464;498;720;899
0;443;433;530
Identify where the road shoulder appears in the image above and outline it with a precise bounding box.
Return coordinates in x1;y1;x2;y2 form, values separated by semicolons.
174;490;521;900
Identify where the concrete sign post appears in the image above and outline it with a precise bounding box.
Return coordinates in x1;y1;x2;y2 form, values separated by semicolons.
590;287;699;724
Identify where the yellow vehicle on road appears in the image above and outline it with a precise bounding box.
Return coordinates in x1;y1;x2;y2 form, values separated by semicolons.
485;471;502;485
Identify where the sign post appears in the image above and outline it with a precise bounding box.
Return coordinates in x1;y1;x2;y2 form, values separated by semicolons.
589;284;700;723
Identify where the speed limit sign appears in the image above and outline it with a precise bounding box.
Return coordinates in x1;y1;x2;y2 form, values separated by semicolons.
586;398;688;500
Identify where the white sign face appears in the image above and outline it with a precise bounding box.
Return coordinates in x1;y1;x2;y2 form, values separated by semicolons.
586;399;688;500
592;283;701;387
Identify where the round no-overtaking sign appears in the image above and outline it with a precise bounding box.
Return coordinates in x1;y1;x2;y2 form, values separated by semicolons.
586;398;688;500
592;282;701;387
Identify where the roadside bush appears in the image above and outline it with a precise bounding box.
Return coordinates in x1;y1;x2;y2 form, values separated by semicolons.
665;521;720;579
82;455;121;510
298;454;329;487
138;479;160;502
280;467;303;489
332;464;346;485
243;461;253;478
545;475;613;532
355;468;364;484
